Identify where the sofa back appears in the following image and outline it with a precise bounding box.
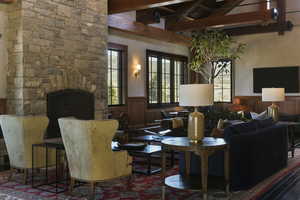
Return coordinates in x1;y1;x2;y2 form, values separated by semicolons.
224;118;275;142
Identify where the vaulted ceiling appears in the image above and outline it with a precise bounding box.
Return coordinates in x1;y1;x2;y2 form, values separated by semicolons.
109;0;291;36
1;0;292;46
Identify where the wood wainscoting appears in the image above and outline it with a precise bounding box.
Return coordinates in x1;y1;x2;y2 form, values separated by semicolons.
108;97;179;128
0;99;6;114
236;96;300;115
127;97;147;128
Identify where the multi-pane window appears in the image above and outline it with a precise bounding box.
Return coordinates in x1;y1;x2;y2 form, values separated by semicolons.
147;50;187;107
107;46;125;106
213;60;233;103
148;56;158;104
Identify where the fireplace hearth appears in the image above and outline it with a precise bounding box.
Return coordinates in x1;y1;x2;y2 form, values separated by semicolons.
46;89;95;138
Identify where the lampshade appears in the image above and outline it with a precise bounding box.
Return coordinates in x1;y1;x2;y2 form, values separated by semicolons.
179;84;214;107
262;88;285;102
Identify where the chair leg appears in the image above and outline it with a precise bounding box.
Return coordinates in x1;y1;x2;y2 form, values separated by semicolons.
7;169;14;182
88;181;96;200
23;169;28;185
126;175;133;191
69;178;75;194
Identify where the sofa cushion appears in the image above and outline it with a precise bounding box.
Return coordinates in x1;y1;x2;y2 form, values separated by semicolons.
224;120;259;142
256;117;274;129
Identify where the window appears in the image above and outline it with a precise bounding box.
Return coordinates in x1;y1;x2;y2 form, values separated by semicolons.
147;50;187;107
107;43;127;106
213;60;233;103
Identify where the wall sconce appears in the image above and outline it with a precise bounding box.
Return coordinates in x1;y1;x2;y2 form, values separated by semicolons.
134;64;141;78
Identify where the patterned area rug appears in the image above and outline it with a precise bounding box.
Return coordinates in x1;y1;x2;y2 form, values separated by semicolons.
0;150;298;200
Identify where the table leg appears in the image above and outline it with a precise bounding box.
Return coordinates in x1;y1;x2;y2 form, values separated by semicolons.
147;153;151;175
162;148;166;178
171;150;174;168
185;152;191;175
161;147;167;200
31;145;34;187
200;151;208;200
291;126;295;158
224;147;230;196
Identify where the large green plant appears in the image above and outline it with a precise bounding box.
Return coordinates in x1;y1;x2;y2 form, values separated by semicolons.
189;30;245;83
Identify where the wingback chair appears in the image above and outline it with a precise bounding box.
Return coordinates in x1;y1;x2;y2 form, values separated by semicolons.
58;118;132;199
0;115;51;184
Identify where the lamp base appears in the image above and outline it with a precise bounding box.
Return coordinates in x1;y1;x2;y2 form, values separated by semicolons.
188;108;204;143
267;103;279;121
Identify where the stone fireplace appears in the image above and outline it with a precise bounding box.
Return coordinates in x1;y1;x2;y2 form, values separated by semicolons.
5;0;108;118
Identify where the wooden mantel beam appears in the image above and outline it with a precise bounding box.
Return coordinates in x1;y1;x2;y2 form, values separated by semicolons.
108;0;194;14
166;10;275;32
108;14;191;46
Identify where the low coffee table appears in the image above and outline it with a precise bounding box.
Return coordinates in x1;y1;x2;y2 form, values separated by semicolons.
112;142;162;175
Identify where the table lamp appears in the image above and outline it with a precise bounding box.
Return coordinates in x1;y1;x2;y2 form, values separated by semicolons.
262;88;285;121
179;84;214;143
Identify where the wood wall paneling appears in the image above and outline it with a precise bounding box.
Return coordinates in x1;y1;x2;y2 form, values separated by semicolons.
127;97;147;128
0;99;6;114
235;96;300;115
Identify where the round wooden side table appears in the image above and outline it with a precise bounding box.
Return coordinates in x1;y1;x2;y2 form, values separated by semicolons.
161;137;230;200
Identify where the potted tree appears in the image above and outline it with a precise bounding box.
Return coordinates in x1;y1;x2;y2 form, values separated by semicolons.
189;30;245;84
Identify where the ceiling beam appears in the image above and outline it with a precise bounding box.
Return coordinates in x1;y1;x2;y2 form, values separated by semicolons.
166;10;275;31
175;0;208;21
166;0;207;28
108;14;191;46
136;9;161;24
223;21;293;36
210;0;245;16
277;0;286;35
0;0;14;3
108;0;194;14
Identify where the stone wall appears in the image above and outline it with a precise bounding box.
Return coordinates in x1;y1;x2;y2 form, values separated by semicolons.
6;0;108;118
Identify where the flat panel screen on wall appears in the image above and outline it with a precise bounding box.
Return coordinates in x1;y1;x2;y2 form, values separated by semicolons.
253;66;300;93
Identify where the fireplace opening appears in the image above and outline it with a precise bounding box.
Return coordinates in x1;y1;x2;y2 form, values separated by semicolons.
46;89;95;138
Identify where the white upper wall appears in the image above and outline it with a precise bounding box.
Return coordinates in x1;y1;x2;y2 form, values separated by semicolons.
0;6;7;98
234;0;300;96
108;30;190;97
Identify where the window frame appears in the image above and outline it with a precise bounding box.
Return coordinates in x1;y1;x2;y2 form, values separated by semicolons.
213;59;234;104
146;50;188;108
107;43;128;107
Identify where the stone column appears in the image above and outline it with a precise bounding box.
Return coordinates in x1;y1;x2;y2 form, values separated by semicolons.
6;0;108;118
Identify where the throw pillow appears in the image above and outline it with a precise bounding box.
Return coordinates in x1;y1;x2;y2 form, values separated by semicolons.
250;111;268;120
211;128;224;138
172;118;184;129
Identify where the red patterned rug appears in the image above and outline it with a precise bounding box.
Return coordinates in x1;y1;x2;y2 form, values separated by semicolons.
0;150;298;200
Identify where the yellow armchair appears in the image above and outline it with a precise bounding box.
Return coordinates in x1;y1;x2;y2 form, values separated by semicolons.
0;115;54;183
58;118;132;199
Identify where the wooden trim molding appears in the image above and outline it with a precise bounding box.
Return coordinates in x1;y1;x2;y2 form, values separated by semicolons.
0;99;6;114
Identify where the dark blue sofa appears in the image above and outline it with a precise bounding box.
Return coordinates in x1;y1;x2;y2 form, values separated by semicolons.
179;119;288;191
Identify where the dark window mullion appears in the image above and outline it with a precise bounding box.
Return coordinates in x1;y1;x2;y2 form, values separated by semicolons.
118;51;123;105
110;50;113;105
157;56;162;105
170;59;175;103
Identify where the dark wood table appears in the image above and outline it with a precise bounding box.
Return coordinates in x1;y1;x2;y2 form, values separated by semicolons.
277;121;300;158
112;142;162;175
161;137;230;200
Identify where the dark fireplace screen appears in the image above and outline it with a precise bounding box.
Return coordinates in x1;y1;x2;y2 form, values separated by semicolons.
46;89;95;138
